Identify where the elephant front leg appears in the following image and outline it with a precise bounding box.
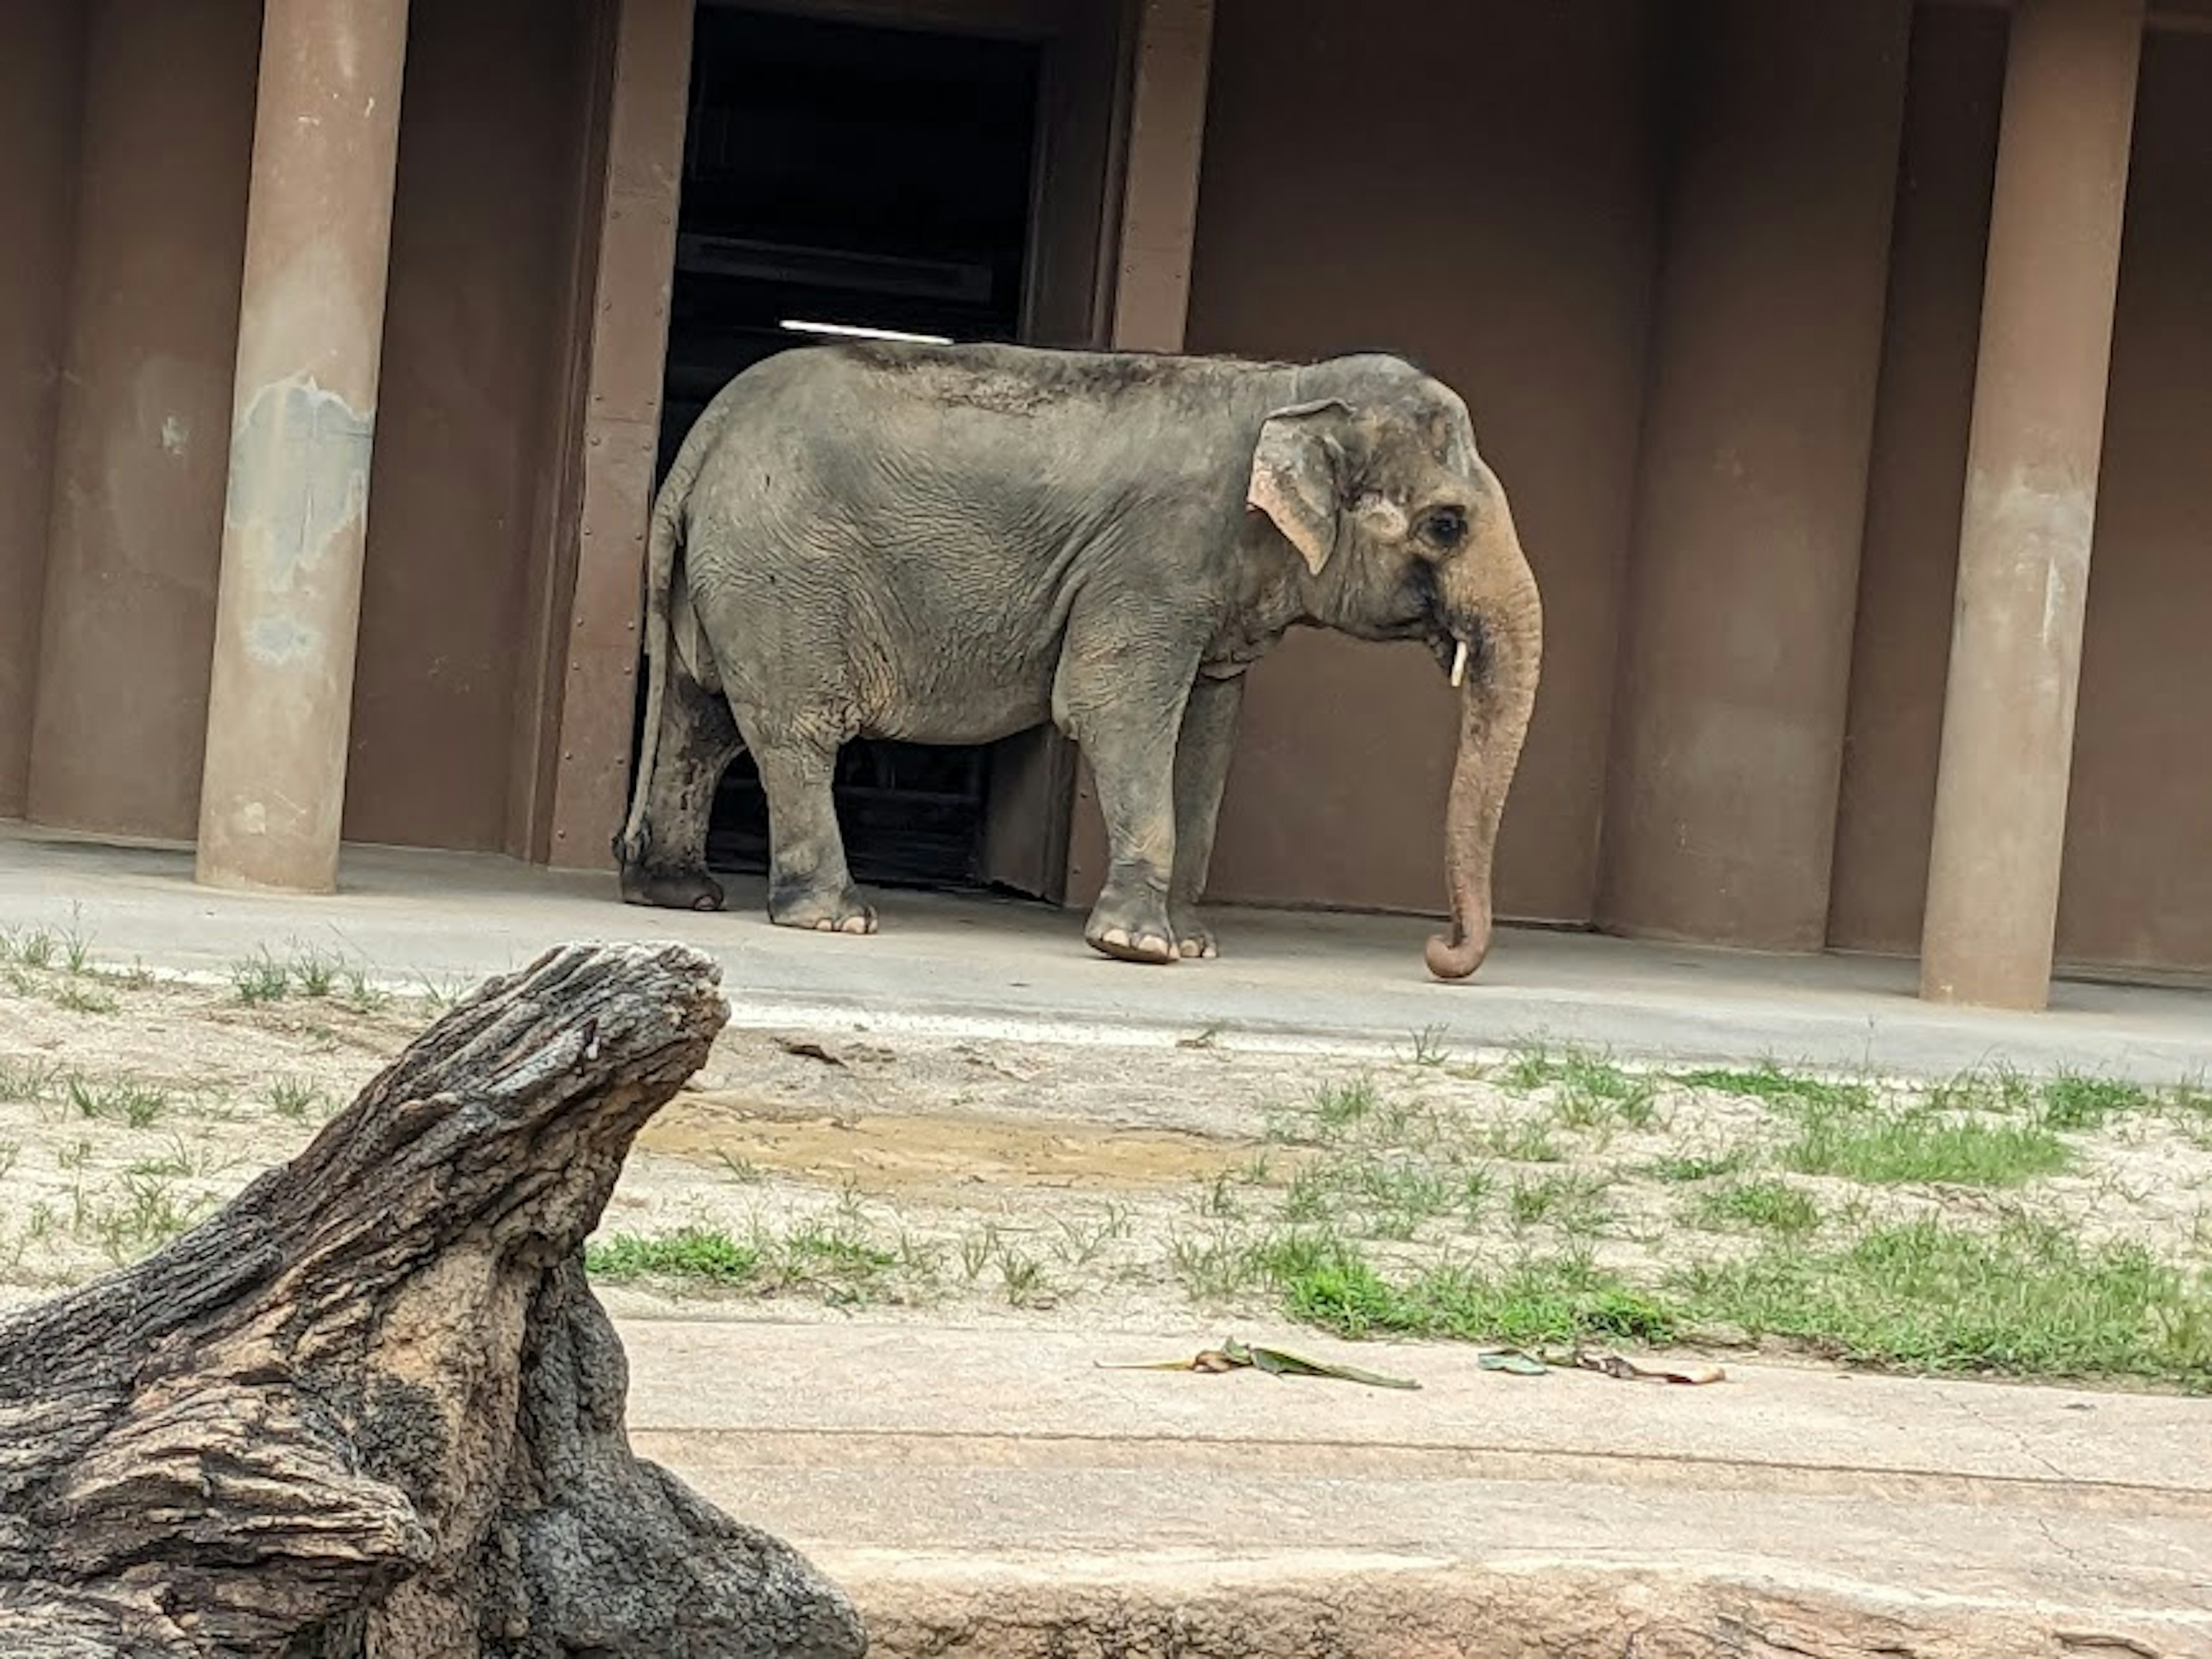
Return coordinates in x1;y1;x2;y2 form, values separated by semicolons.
1060;660;1191;967
1168;672;1245;960
619;667;743;912
751;733;877;936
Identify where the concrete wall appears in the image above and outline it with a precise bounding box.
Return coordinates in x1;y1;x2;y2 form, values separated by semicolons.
25;0;259;842
1832;13;2212;976
2054;25;2212;974
0;5;84;820
346;0;596;853
1184;0;1663;922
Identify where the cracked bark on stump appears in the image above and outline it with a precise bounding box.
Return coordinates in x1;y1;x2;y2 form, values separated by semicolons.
0;941;868;1659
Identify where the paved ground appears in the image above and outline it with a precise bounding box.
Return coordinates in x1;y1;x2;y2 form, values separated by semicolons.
4;823;2210;1082
621;1318;2212;1656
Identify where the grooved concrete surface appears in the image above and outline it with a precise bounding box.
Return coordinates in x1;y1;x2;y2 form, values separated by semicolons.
3;824;2209;1083
620;1320;2212;1658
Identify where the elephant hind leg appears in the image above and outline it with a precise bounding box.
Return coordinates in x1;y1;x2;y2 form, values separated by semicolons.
751;731;876;936
618;665;743;912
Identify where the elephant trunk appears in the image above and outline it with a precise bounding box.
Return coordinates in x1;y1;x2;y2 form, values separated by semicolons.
1426;551;1543;982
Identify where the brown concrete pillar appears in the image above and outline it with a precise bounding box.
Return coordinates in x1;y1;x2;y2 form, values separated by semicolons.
196;0;410;892
0;4;84;820
540;0;694;873
1595;0;1910;952
1066;0;1217;904
1919;0;2145;1011
26;0;260;841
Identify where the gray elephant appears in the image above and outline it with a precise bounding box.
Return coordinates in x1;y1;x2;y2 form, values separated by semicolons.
613;341;1542;979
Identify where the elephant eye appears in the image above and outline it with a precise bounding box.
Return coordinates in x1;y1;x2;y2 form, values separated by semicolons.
1420;506;1468;550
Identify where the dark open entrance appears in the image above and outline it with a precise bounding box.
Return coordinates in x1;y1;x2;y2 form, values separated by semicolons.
658;4;1041;894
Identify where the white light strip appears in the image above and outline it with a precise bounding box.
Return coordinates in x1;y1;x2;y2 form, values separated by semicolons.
779;319;954;345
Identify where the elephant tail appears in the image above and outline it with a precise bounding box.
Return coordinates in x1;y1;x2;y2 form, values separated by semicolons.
614;464;691;871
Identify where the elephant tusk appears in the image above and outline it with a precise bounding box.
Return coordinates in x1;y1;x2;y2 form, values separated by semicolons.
1449;639;1469;689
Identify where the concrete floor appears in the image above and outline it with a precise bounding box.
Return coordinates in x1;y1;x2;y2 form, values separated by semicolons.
616;1320;2212;1656
3;822;2209;1081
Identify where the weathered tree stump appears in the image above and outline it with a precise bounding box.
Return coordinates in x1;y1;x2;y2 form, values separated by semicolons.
0;941;868;1659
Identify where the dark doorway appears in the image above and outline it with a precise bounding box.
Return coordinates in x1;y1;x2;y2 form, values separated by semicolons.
660;4;1041;893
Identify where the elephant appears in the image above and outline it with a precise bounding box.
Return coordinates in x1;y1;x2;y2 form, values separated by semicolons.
613;340;1543;980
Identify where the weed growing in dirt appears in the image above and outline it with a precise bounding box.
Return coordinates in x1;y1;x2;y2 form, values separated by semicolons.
51;980;119;1016
0;1057;64;1106
230;949;291;1004
1643;1148;1749;1184
0;1140;17;1182
81;1173;210;1264
1508;1172;1614;1236
2037;1070;2154;1132
1484;1115;1566;1164
264;1078;328;1122
65;1075;172;1128
1675;1062;1874;1115
1687;1177;1821;1237
587;1226;761;1285
1783;1105;2070;1187
0;926;58;969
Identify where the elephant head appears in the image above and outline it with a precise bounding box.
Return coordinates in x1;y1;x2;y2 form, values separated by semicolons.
1245;361;1543;981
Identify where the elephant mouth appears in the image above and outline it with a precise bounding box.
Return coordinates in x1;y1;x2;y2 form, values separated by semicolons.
1427;621;1483;685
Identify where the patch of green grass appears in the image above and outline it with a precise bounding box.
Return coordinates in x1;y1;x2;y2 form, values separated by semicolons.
1927;1065;2036;1116
1484;1114;1566;1164
1506;1171;1614;1236
290;948;340;999
1688;1177;1821;1237
2036;1070;2153;1132
1644;1147;1750;1184
0;927;57;969
50;979;119;1015
1783;1105;2070;1188
342;968;391;1013
1674;1218;2212;1388
1312;1077;1378;1134
81;1173;210;1264
764;1218;903;1302
1554;1050;1658;1133
0;1056;65;1106
1494;1041;1566;1093
230;949;291;1004
264;1078;328;1122
1260;1230;1678;1349
997;1247;1052;1308
586;1226;762;1286
65;1075;172;1128
1676;1062;1873;1115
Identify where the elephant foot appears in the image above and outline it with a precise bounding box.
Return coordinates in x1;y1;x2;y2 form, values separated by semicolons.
1171;913;1219;961
1085;887;1177;965
619;863;725;913
770;881;878;937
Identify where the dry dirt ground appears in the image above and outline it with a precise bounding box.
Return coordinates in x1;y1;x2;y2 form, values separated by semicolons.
2;942;2209;1386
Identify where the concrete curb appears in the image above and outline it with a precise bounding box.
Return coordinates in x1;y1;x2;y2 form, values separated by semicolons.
823;1551;2212;1658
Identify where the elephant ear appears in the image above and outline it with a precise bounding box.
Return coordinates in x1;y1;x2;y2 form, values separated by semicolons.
1247;399;1352;575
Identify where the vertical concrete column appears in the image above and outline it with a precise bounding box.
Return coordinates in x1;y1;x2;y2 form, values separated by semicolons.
196;0;410;892
1066;0;1217;903
541;0;693;872
1595;0;1910;952
1919;0;2144;1011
